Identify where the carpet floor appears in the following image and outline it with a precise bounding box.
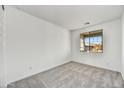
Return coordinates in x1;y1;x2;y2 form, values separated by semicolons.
7;62;124;88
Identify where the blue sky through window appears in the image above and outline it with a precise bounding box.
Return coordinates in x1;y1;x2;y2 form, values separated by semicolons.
90;36;102;44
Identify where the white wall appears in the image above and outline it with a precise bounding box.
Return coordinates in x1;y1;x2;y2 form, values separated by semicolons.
0;6;6;87
0;6;2;87
3;6;71;85
121;11;124;79
72;19;122;72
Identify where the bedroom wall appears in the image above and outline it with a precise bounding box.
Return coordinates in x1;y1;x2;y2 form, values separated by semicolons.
0;6;5;87
3;6;71;85
71;19;122;72
121;11;124;79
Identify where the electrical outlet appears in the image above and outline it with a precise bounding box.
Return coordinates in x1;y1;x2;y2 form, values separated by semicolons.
29;67;32;70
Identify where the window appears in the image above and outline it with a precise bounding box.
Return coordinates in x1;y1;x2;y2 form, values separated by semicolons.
80;30;103;53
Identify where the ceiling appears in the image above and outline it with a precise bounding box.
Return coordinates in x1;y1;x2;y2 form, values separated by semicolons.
14;5;124;31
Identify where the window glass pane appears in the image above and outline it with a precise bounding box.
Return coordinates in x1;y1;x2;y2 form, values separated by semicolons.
89;35;102;52
85;37;89;46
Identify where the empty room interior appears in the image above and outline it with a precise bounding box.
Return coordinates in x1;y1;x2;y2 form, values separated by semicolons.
1;5;124;88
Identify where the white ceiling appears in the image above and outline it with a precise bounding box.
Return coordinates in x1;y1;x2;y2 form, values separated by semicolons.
14;5;124;30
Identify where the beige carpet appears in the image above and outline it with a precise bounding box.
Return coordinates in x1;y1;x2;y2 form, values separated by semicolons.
8;62;124;88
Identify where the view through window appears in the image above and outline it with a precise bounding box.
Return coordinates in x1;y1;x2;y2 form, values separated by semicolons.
80;30;103;53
